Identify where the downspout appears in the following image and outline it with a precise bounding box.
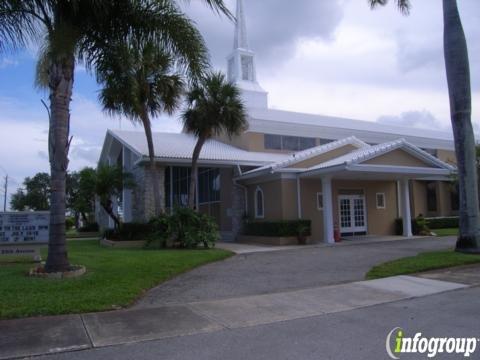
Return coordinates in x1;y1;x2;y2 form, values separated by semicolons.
296;175;302;219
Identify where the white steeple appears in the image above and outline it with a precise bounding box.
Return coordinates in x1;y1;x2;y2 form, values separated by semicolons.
233;0;249;50
227;0;268;109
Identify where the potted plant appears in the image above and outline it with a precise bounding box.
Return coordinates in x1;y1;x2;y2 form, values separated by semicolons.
297;223;310;245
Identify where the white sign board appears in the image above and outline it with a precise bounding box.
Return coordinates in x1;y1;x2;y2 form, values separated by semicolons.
0;211;50;243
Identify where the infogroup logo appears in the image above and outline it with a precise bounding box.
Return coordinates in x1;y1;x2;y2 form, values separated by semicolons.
386;327;479;359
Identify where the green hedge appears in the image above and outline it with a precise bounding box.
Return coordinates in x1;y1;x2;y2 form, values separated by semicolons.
243;220;311;237
104;222;151;241
426;217;459;229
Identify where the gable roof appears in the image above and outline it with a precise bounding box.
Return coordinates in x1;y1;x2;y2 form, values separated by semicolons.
239;136;369;177
106;130;288;166
307;138;455;171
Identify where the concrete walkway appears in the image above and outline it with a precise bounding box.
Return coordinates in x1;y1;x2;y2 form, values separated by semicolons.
0;275;468;360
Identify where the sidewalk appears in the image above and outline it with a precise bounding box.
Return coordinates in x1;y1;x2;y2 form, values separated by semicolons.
0;274;469;360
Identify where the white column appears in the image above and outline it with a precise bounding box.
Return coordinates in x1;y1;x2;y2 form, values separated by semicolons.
322;176;335;244
401;178;412;237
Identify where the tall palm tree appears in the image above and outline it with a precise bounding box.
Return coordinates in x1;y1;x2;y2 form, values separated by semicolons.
369;0;480;253
0;0;231;272
182;72;247;209
97;40;184;216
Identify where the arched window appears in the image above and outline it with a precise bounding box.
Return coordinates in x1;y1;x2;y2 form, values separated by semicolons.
255;187;264;219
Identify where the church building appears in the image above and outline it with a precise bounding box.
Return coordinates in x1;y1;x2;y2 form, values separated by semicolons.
97;0;457;243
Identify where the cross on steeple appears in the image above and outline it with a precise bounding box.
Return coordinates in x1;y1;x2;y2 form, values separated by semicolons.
227;0;268;108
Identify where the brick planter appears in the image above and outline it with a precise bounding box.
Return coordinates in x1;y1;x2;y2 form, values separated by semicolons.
237;235;311;246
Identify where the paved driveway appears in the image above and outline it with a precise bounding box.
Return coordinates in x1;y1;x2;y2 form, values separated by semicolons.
134;236;456;309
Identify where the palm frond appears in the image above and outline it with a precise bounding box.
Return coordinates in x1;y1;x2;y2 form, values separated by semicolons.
368;0;411;15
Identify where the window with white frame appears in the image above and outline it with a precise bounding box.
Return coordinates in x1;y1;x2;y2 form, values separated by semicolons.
317;192;323;210
255;187;264;218
376;193;386;209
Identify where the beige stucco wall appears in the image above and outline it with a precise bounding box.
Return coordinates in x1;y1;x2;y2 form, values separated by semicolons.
247;178;298;221
437;149;457;165
411;180;457;218
291;145;358;168
363;149;435;168
331;180;398;236
246;177;399;242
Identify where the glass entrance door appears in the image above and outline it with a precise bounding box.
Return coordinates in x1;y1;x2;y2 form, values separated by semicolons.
338;195;367;234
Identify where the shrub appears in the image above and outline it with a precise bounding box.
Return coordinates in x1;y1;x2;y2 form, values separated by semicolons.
168;207;219;249
65;217;75;230
243;220;311;237
78;222;99;233
395;215;430;236
426;216;459;229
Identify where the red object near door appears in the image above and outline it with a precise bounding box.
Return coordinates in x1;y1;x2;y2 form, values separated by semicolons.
334;224;341;242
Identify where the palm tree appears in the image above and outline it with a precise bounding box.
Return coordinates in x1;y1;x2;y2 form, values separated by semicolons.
97;40;184;217
182;72;247;209
369;0;480;253
0;0;231;272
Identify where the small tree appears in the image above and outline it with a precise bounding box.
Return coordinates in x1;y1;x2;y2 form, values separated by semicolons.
95;165;134;229
182;72;247;209
10;173;51;211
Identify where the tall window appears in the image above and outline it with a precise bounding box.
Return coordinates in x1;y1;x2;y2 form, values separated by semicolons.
255;187;264;218
264;134;316;151
317;192;323;210
165;167;221;209
426;181;438;212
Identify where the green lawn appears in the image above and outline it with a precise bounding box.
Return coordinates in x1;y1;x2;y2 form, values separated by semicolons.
366;250;480;280
0;240;232;319
434;228;458;237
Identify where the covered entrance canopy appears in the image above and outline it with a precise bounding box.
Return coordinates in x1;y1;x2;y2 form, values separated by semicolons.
236;137;455;243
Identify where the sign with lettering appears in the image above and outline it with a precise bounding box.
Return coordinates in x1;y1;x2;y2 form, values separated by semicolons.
0;211;50;243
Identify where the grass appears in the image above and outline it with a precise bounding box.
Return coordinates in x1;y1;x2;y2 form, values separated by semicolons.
366;250;480;280
434;228;458;237
0;240;232;319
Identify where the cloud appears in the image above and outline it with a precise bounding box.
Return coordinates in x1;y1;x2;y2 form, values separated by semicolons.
183;0;344;69
377;110;447;130
0;58;18;69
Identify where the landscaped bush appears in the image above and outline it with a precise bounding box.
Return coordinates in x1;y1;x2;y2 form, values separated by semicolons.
104;208;219;249
395;215;430;236
78;222;99;232
243;220;311;237
147;208;219;249
426;216;459;229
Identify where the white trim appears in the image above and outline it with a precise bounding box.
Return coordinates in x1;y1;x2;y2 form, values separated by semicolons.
254;186;265;219
376;192;386;209
316;192;323;211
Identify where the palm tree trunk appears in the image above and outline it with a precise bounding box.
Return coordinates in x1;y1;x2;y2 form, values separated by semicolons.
44;56;74;272
443;0;480;253
188;136;206;209
102;201;121;229
140;112;162;217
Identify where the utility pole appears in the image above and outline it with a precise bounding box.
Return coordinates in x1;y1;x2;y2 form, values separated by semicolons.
3;174;7;212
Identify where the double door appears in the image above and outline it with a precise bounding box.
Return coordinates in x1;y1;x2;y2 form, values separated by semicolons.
338;195;367;234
